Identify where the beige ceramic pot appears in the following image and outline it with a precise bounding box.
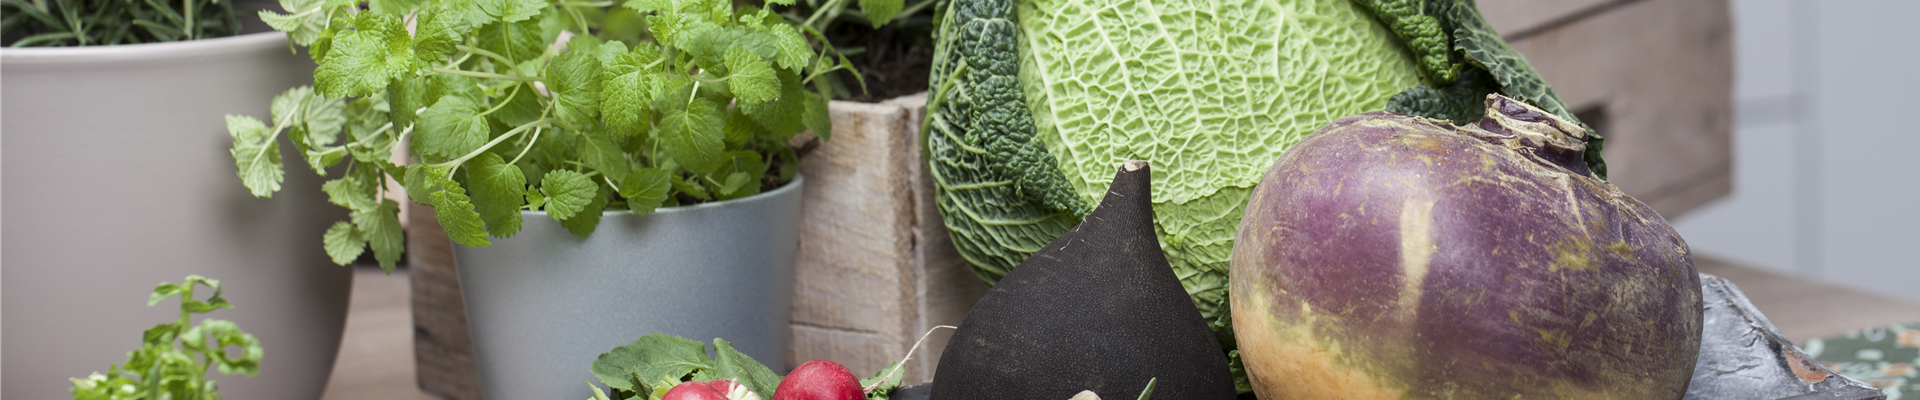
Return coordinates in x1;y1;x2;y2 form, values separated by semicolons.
2;31;352;399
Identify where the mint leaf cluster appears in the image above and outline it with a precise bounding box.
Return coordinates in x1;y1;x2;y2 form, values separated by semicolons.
232;0;867;270
589;334;784;400
69;276;265;400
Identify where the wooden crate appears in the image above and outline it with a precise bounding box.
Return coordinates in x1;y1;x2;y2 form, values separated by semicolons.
1480;0;1734;218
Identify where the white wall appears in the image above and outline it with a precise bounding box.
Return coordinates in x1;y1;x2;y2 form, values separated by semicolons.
1672;0;1920;302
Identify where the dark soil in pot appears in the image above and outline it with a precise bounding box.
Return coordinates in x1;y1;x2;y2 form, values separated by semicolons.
822;14;935;102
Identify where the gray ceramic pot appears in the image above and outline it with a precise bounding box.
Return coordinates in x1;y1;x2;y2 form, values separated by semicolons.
453;176;804;399
1;32;351;399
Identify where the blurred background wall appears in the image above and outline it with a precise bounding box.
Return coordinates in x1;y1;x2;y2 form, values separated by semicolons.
1671;0;1920;303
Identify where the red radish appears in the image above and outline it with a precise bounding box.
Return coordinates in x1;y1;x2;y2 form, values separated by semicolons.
773;360;864;400
663;379;762;400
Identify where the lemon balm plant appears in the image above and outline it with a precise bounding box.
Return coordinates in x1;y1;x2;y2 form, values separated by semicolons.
228;0;878;268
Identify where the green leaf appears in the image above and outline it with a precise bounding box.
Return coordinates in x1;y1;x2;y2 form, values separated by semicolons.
1386;66;1499;125
262;0;329;45
714;150;765;200
323;221;367;265
559;184;607;237
368;0;429;15
765;25;809;71
416;95;492;158
659;98;726;174
859;362;904;400
600;46;661;137
618;168;673;214
644;12;688;49
477;19;547;66
724;46;779;104
302;94;349;143
227;115;284;198
623;0;674;13
468;153;528;238
723;106;760;145
859;0;903;28
431;178;493;248
741;69;805;139
1352;0;1456;85
271;86;313;128
524;184;547;209
540;169;598;220
353;199;407;271
670;173;711;200
477;0;546;23
701;338;782;399
492;84;546;127
412;9;470;64
322;176;381;212
801;90;831;141
591;333;712;393
149;282;189;307
403;164;442;204
578;132;632;182
550;49;605;127
198;319;265;376
314;14;415;98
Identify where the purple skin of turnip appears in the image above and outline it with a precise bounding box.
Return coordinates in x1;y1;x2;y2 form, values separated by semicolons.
1229;94;1703;399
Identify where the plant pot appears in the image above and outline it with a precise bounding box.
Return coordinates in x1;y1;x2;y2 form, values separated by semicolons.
1;32;352;399
452;176;805;399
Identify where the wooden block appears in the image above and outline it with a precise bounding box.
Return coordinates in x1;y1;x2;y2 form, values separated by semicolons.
791;93;985;385
408;201;484;400
1498;0;1733;219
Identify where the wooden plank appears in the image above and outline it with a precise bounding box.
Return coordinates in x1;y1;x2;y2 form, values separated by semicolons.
1501;0;1733;218
791;94;983;385
408;201;484;400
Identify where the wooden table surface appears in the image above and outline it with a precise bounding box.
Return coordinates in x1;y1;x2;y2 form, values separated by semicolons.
318;257;1920;399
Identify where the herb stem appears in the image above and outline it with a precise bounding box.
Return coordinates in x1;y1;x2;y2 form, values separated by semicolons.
433;67;538;82
475;84;525;118
507;126;543;166
897;0;937;21
182;0;193;40
348;122;396;148
686;81;702;108
431;119;545;172
801;0;851;32
455;44;531;78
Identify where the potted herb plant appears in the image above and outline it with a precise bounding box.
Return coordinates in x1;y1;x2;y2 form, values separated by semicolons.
226;0;888;397
0;1;353;399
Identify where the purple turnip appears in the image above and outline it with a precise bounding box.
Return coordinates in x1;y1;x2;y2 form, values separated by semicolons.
1229;94;1702;399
